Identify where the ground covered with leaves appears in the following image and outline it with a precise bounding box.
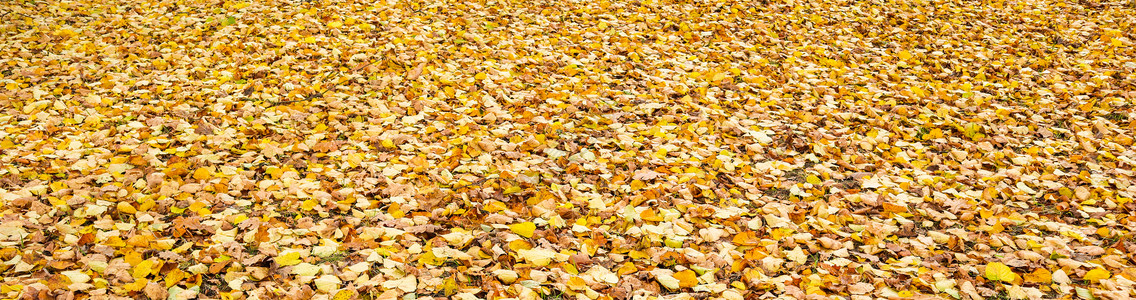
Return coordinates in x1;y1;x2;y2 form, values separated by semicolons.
1;0;1135;299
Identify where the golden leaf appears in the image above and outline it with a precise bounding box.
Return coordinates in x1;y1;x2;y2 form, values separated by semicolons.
674;269;698;288
509;222;536;238
1083;268;1111;281
1024;268;1052;284
275;252;302;266
985;262;1017;282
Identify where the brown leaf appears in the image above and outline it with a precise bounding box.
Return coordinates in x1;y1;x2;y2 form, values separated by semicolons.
632;169;664;180
407;62;427;80
144;282;168;299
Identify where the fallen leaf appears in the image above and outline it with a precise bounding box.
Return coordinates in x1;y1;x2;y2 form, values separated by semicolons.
1083;268;1111;281
673;269;698;288
509;222;536;238
516;248;556;267
651;269;680;290
275;252;302;266
986;262;1017;282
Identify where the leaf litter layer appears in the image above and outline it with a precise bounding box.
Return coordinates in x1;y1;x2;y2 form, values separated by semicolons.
1;0;1135;299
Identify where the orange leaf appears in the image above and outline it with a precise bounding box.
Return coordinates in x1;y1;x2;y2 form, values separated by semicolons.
732;231;759;246
640;209;664;222
1024;268;1052;284
674;269;698;288
567;276;588;290
192;167;212;181
881;202;907;214
617;262;638;276
123;278;149;292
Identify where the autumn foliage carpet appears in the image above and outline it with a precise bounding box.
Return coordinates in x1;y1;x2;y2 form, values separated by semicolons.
2;0;1136;299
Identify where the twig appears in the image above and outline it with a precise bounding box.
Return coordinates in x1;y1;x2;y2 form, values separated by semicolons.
266;99;304;106
317;60;377;95
1;11;34;20
302;71;344;100
267;60;376;106
449;178;492;191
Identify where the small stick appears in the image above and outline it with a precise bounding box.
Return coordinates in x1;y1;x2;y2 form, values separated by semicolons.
449;178;491;191
267;60;376;106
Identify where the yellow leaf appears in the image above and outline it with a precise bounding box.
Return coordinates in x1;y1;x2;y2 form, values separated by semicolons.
979;208;994;220
388;203;405;219
910;85;926;97
507;239;532;251
104;236;126;247
123;278;148;292
165;269;185;287
630;179;646;190
898;50;912;60
474;72;487;80
563;261;579;274
986;222;1005;234
301;199;318;211
332;290;356;300
417;250;445;266
805;175;821;185
483;201;507;213
985;262;1017;282
328;21;343;28
1084;268;1111;281
711;72;727;82
133;260;154;279
567;276;587;290
1024;268;1052;284
193;168;212;180
139;199;156;211
189;201;210;215
617;262;638;276
439;277;460;296
674;269;698;288
510;222;536;238
922;128;943;140
117;202;137;214
276;252;302;266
